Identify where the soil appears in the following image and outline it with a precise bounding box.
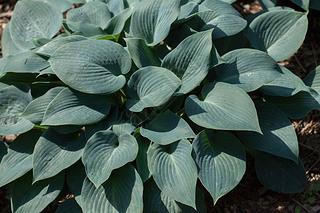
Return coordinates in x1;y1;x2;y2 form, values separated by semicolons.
0;0;319;212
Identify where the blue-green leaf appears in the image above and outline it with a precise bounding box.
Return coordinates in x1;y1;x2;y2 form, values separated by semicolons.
104;7;132;35
258;0;276;9
290;0;309;10
140;110;195;145
304;65;320;94
192;130;246;204
82;130;138;188
147;139;198;209
136;135;151;182
185;82;261;133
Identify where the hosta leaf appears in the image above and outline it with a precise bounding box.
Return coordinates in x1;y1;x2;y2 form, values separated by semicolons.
37;0;73;12
130;0;180;46
266;90;320;119
147;139;198;208
11;171;64;213
247;10;308;61
81;164;143;213
258;0;276;9
21;87;65;124
290;0;309;10
102;0;125;16
136;135;151;182
36;35;87;58
140;110;195;145
310;0;320;10
126;66;181;112
41;88;111;126
1;22;27;57
0;142;7;163
49;40;131;94
215;48;282;92
10;0;63;49
82;130;138;188
56;198;82;213
174;2;211;26
162;30;219;95
0;130;42;187
112;122;136;136
304;66;320;94
104;7;133;35
144;179;206;213
0;85;34;136
2;50;49;74
255;151;307;193
33;128;86;182
238;101;299;163
125;38;161;68
185;82;261;133
260;65;309;97
192;130;246;204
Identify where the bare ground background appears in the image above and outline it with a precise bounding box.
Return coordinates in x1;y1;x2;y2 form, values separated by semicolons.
0;0;319;212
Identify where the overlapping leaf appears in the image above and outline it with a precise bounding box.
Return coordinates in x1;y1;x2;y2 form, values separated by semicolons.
136;135;151;182
304;65;320;94
185;82;261;132
1;22;27;57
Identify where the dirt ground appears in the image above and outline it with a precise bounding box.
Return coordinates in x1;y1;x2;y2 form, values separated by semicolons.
0;0;319;212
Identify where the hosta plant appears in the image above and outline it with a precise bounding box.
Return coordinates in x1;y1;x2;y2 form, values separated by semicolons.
0;0;319;212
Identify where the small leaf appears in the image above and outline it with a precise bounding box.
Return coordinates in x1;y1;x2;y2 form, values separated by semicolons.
215;48;282;92
33;128;86;182
126;66;181;112
81;164;143;213
104;7;132;35
56;198;82;213
140;110;195;145
41;88;111;126
82;130;138;188
247;10;308;61
255;151;307;193
147;139;198;209
238;101;299;163
192;130;246;204
185;82;261;133
130;0;180;46
0;130;42;187
11;171;64;213
49;40;131;94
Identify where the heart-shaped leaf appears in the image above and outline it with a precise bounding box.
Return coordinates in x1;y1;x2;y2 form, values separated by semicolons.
130;0;180;46
238;101;299;163
147;139;198;209
81;164;143;213
126;66;181;112
247;10;308;61
41;88;111;126
11;171;64;213
49;39;132;94
33;128;86;182
0;130;42;187
215;48;282;92
140;110;195;145
82;130;138;188
185;82;261;133
192;130;246;204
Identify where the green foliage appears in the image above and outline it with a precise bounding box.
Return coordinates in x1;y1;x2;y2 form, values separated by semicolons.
0;0;316;212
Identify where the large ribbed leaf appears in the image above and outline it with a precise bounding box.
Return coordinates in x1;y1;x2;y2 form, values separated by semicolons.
215;48;282;92
126;66;181;112
38;0;73;12
49;40;131;94
247;10;308;61
36;35;87;58
81;164;143;213
136;135;151;183
9;0;63;49
41;88;111;126
140;110;195;145
104;7;132;35
130;0;180;46
266;90;320;119
255;151;307;193
162;30;219;95
185;82;261;132
1;22;27;57
144;179;206;213
33;128;86;182
260;65;309;97
147;139;198;209
125;38;161;68
66;1;112;36
11;171;64;213
0;130;42;187
304;66;320;94
192;130;246;204
238;101;299;163
0;85;34;136
82;130;138;188
56;198;82;213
